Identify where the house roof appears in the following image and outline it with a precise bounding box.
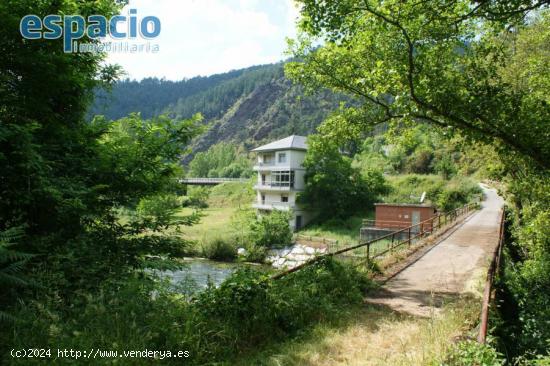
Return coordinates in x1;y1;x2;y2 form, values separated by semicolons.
251;135;308;152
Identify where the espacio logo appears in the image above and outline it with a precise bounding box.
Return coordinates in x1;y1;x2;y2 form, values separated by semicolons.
19;7;161;53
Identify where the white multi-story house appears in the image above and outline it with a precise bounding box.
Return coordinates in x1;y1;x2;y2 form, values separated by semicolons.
251;135;314;231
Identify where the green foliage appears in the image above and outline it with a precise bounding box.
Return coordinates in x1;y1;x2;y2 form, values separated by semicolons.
136;194;198;231
90;66;262;120
91;63;347;159
250;211;293;249
0;227;34;322
0;0;203;303
288;0;550;168
201;237;237;262
385;175;482;211
493;173;550;360
93;113;203;204
445;340;504;366
300;132;389;220
188;142;252;178
241;244;268;263
1;258;372;365
186;186;210;209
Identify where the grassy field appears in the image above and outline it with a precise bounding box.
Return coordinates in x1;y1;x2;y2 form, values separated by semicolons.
172;182;255;254
234;295;480;366
176;206;235;242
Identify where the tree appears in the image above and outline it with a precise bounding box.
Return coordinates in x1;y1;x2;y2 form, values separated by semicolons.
188;142;252;178
286;1;550;169
299;133;388;220
0;0;203;301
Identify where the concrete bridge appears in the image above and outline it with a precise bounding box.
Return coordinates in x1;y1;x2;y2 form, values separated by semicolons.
178;177;248;186
368;184;504;316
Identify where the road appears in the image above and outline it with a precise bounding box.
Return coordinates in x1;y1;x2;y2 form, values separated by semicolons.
368;185;504;316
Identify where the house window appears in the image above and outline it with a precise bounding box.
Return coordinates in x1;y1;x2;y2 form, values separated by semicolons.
272;171;295;187
261;194;265;204
278;153;287;163
281;195;288;203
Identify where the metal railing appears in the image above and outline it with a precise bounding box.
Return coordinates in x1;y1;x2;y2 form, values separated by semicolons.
272;202;478;280
253;200;292;208
362;219;420;230
255;182;294;189
179;177;248;184
478;207;505;344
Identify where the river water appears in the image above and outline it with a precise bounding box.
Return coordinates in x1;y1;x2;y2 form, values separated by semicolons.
159;258;266;293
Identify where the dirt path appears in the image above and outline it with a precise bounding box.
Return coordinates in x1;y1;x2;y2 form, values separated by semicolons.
367;185;504;316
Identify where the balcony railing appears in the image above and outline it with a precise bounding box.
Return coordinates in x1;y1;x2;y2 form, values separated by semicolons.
256;181;294;188
253;200;292;209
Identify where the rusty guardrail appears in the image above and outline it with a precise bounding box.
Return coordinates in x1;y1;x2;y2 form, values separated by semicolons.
272;201;478;280
478;207;506;344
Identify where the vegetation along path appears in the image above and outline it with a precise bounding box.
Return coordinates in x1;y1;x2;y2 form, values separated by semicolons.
368;185;504;317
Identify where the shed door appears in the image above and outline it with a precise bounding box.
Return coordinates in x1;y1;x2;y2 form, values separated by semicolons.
412;211;421;231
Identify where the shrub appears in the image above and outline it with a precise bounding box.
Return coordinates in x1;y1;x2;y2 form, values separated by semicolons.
445;340;504;366
242;244;267;263
201;237;237;262
250;211;293;249
186;186;210;208
406;148;434;174
386;174;481;211
0;226;34;323
1;257;373;365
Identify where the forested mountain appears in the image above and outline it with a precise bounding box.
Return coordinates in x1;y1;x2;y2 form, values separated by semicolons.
89;63;347;158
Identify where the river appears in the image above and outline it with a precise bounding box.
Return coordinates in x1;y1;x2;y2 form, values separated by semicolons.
158;258;267;293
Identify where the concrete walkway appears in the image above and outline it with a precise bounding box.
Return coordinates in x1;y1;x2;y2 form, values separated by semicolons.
368;185;504;316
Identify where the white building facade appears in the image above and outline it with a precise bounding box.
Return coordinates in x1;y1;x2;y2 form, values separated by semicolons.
251;135;314;231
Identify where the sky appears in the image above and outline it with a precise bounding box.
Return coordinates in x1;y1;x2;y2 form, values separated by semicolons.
106;0;300;81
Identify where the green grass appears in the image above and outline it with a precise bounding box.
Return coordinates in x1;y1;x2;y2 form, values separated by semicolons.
297;212;374;246
173;182;255;254
176;206;236;242
233;295;481;366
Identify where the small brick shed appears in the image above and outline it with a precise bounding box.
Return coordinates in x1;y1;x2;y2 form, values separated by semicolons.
374;203;436;230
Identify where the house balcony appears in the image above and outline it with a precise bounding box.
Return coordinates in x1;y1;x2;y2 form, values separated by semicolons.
254;182;300;191
252;200;292;211
253;162;290;171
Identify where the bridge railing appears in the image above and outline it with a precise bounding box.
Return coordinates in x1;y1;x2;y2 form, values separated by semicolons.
272;201;478;280
179;177;248;184
478;207;505;344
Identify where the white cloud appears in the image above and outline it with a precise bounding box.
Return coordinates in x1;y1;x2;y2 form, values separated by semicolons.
105;0;299;80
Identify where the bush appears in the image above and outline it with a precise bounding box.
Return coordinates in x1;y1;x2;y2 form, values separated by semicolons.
406;148;434;174
250;211;293;249
385;174;481;211
445;340;504;366
186;186;210;208
241;244;267;263
1;258;373;365
201;237;237;262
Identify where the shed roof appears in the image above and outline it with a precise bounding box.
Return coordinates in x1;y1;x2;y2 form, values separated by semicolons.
251;135;308;152
375;203;435;208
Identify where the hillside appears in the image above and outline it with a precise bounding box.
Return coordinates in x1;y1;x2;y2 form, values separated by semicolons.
89;63;347;158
